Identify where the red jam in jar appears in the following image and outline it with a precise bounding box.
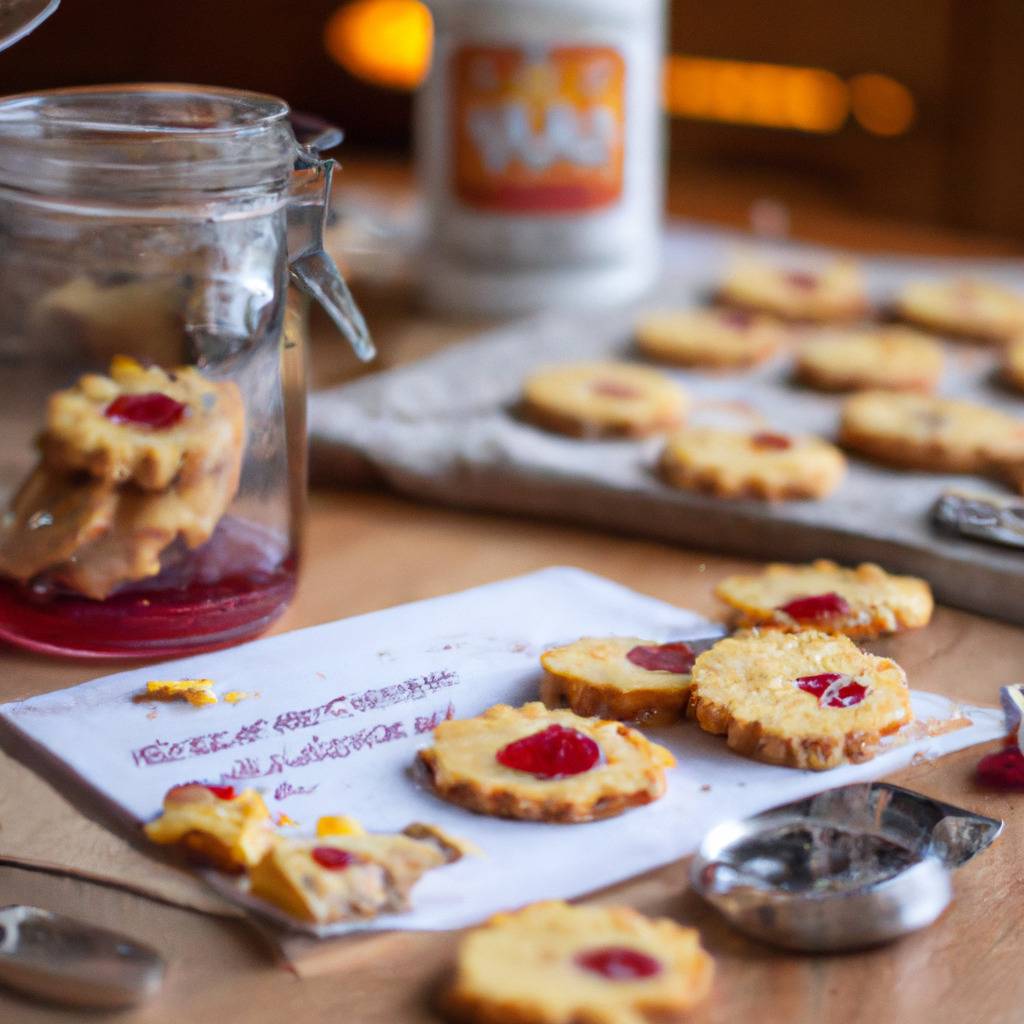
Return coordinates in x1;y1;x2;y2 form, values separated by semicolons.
496;724;600;778
626;642;695;673
575;947;662;980
105;392;187;429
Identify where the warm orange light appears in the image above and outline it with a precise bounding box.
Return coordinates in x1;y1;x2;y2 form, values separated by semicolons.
324;0;433;91
849;73;916;137
664;56;848;134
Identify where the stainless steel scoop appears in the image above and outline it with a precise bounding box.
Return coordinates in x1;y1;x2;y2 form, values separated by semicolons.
690;782;1003;952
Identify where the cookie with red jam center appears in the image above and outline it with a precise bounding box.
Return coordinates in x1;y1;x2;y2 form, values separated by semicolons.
714;559;934;639
416;702;675;823
634;307;787;369
688;630;913;770
442;900;713;1024
540;636;696;725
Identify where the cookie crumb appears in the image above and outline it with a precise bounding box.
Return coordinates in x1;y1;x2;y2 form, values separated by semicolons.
145;678;217;707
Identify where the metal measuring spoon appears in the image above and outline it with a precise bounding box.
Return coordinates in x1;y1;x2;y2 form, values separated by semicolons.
0;905;165;1009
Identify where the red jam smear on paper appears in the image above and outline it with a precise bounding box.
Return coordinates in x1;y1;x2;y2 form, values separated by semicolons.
592;380;642;400
496;724;600;778
751;432;792;451
796;672;868;709
784;270;819;291
777;592;851;622
311;847;356;870
626;641;695;674
575;947;662;981
976;741;1024;790
105;392;187;429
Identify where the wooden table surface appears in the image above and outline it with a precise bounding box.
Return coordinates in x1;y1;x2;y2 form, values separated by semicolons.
3;163;1024;1023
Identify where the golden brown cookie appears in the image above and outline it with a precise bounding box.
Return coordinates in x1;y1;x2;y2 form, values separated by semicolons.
1002;337;1024;393
660;427;846;501
416;702;675;823
540;637;695;725
442;901;714;1024
718;257;868;323
688;630;913;771
839;390;1024;474
521;362;688;439
796;327;944;393
44;357;244;491
143;783;275;872
634;307;786;369
714;560;934;639
893;278;1024;344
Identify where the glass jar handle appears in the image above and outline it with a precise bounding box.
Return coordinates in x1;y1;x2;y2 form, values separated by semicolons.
288;146;375;362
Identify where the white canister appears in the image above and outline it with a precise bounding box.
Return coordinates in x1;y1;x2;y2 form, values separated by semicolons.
417;0;666;316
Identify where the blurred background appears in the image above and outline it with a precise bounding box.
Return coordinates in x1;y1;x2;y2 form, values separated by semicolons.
3;0;1023;240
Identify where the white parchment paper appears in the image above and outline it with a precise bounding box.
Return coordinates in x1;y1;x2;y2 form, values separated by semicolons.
0;568;1004;936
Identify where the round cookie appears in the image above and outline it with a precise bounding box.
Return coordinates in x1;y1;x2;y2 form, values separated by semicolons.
839;390;1024;474
634;307;786;369
521;362;688;439
443;901;714;1024
415;702;675;823
660;427;846;501
44;357;245;490
796;327;944;393
714;559;934;639
718;257;868;323
893;278;1024;344
1002;337;1024;393
688;630;913;770
540;636;695;725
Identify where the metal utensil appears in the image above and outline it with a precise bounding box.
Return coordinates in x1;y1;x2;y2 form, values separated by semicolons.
0;0;60;53
932;488;1024;550
0;905;165;1009
690;782;1003;952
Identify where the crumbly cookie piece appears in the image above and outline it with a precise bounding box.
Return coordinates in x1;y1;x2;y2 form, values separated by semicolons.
416;702;675;823
0;466;118;585
143;783;275;872
839;390;1024;474
442;901;714;1024
634;307;785;369
521;362;688;439
145;678;218;707
714;559;934;638
540;637;695;725
44;357;244;491
249;829;466;925
660;427;846;501
1002;338;1024;393
893;278;1024;344
688;630;913;770
796;327;944;393
718;257;868;323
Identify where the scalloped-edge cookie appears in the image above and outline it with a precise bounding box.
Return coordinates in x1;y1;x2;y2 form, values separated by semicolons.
688;630;913;771
660;427;846;501
839;390;1024;474
714;560;934;639
521;362;688;439
893;278;1024;344
442;900;714;1024
718;257;868;324
416;702;675;823
540;636;695;725
796;327;944;393
635;307;786;369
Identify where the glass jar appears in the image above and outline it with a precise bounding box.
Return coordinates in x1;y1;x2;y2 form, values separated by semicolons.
0;85;372;658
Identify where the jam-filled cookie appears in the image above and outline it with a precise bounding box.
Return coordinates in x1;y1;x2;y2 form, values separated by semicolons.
718;257;868;323
442;901;714;1024
839;390;1024;474
249;824;467;925
688;631;913;770
43;357;244;491
143;783;276;872
893;278;1024;344
540;637;696;725
634;307;785;369
796;327;944;393
714;560;934;639
660;427;846;501
521;362;688;439
416;702;675;823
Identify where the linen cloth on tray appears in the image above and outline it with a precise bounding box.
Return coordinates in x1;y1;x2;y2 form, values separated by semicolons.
0;568;1004;937
309;224;1024;624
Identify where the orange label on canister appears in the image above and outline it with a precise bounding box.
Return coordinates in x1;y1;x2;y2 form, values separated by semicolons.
451;45;626;213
